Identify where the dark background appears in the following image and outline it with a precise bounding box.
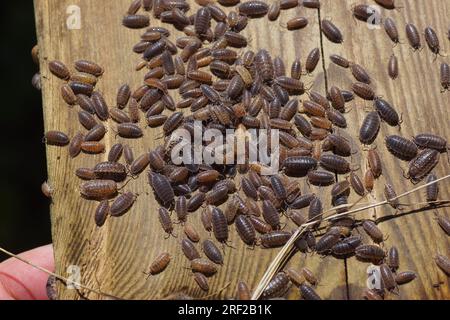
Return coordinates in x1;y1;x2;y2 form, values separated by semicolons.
0;1;51;260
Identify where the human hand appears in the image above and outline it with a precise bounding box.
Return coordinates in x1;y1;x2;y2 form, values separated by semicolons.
0;244;54;300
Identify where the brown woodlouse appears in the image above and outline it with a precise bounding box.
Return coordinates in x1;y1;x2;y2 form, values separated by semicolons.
349;172;366;196
184;223;200;243
307;170;335;186
74;60;104;76
49;60;70;80
108;143;124;163
316;232;341;254
260;231;292;248
191;258;218;277
374;98;401;127
426;173;439;202
384;183;400;209
95;200;109;227
110;192;136;217
413;133;448;152
320;154;352;174
235;215;257;246
405;23;421;50
359;111;380;145
181;238;200;262
69;132;84;158
202;239;223;265
383;17;399;44
362;220;384;243
395;271;416;285
80;180;117;201
385;135;418;161
380;264;397;292
123;14;150;29
41;181;53;199
388;54;398;79
45;131;70;146
387;246;399;271
286;17;309;31
149;172;175;206
237;281;251;300
440;62;450;91
211;206;229;243
436;214;450;236
424;26;441;55
355;244;385;264
435;254;450;275
94;161;127;182
238;1;269;17
407;149;440;184
330;54;350;68
299;283;321;300
321;19;343;43
262;200;281;229
159;207;174;237
145;253;170;277
85;124;106;142
262;272;290;299
352;82;375;100
305;48;320;73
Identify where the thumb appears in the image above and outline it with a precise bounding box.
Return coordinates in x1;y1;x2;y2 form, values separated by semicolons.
0;244;54;300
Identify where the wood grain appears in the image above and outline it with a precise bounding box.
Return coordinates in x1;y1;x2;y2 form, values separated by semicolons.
34;0;449;300
320;0;450;299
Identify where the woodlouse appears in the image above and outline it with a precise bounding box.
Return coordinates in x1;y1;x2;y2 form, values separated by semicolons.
262;272;290;299
260;231;292;248
385;135;418;161
435;254;450;275
424;26;440;55
238;1;269;17
441;62;450;91
374;98;400;127
181;238;201;261
191;258;217;277
49;60;70;80
321;19;343;43
149;172;175;206
235;215;257;246
359;111;380;144
383;17;399;44
395;271;417;285
355;244;385;264
80;180;117;201
69;132;84;158
45;131;70;146
362;220;384;243
74;60;104;76
202;239;223;264
305;48;320;73
407;149;440;183
405;23;421;50
110;192;136;217
388;55;398;79
95;200;109;227
387;246;399;271
299;283;321;300
159;207;174;236
146;253;170;277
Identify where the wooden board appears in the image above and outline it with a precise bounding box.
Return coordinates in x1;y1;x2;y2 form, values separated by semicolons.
34;0;345;300
320;0;450;299
33;0;449;300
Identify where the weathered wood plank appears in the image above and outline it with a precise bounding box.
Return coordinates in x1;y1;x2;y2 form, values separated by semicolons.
320;0;450;299
34;0;349;300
